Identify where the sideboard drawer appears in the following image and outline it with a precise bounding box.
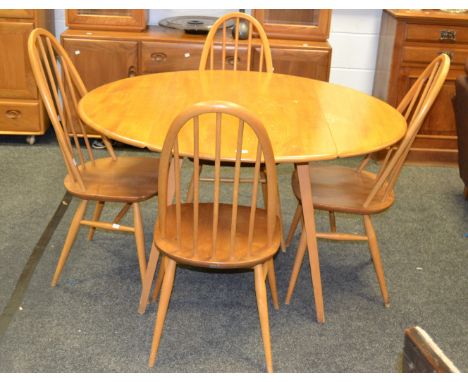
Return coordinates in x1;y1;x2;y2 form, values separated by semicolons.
402;46;468;66
405;23;468;44
0;100;41;133
141;41;202;73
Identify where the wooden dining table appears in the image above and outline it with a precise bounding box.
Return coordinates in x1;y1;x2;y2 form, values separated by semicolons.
78;69;406;323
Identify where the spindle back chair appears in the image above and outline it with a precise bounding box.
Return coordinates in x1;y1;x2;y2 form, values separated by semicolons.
285;53;450;310
199;12;273;73
194;12;285;249
28;28;159;286
139;101;281;372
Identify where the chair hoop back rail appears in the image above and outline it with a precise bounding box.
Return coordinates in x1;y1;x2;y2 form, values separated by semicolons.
362;53;451;207
285;54;450;315
28;28;116;191
140;101;281;372
199;12;273;73
28;28;159;286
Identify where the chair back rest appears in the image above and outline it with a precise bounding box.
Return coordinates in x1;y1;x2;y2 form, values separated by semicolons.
28;28;116;191
199;12;273;73
158;101;278;258
364;54;450;207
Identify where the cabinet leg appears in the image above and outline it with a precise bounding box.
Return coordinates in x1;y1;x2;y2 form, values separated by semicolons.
26;135;36;145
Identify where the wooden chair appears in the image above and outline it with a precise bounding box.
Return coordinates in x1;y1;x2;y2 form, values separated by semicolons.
28;28;159;286
285;54;450;309
191;12;284;249
139;101;281;372
199;11;273;72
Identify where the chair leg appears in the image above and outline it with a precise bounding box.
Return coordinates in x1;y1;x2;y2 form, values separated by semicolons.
276;186;286;253
139;242;160;315
363;215;390;307
254;264;273;373
113;203;131;224
151;255;167;302
328;211;336;232
285;228;307;304
464;186;468;200
133;203;147;284
51;199;88;287
88;201;104;240
149;258;177;368
267;259;279;310
285;203;302;248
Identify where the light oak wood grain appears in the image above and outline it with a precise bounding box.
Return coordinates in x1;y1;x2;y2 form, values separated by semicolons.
78;70;406;163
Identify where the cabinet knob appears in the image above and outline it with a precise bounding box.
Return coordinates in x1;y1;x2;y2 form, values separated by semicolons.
5;109;21;119
74;50;80;56
128;65;137;77
226;56;241;66
150;52;167;63
439;30;456;41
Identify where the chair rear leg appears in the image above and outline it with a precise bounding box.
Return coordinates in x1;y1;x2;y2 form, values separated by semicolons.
267;259;279;310
149;258;177;368
139;242;160;315
254;264;273;373
151;255;167;302
328;211;336;232
285;228;307;304
88;201;104;240
133;203;147;284
363;215;389;307
51;199;88;287
285;203;302;248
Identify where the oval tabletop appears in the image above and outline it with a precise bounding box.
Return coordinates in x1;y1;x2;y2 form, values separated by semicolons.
78;70;406;163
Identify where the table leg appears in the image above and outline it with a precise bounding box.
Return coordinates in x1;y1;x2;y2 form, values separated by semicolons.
296;163;325;323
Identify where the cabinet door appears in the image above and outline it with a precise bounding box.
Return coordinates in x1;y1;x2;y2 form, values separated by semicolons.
265;47;331;81
62;38;138;90
0;21;37;99
253;9;331;41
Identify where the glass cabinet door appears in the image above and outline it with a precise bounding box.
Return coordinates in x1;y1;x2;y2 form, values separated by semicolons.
252;9;331;41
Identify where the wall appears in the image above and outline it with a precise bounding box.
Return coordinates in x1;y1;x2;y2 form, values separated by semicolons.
54;9;383;95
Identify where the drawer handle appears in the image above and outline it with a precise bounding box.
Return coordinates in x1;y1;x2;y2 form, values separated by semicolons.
151;52;167;63
440;30;456;41
6;109;21;119
438;51;454;60
226;56;241;66
128;65;137;77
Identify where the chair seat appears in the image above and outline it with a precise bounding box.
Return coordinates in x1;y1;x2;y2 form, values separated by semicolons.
64;156;159;203
154;203;281;269
292;165;395;215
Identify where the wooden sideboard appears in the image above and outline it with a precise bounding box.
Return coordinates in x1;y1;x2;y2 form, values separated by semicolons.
0;10;54;143
373;9;468;165
61;24;331;135
61;26;331;88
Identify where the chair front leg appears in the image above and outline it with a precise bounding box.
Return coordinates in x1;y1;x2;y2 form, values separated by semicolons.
254;264;273;373
149;258;177;368
51;199;88;287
